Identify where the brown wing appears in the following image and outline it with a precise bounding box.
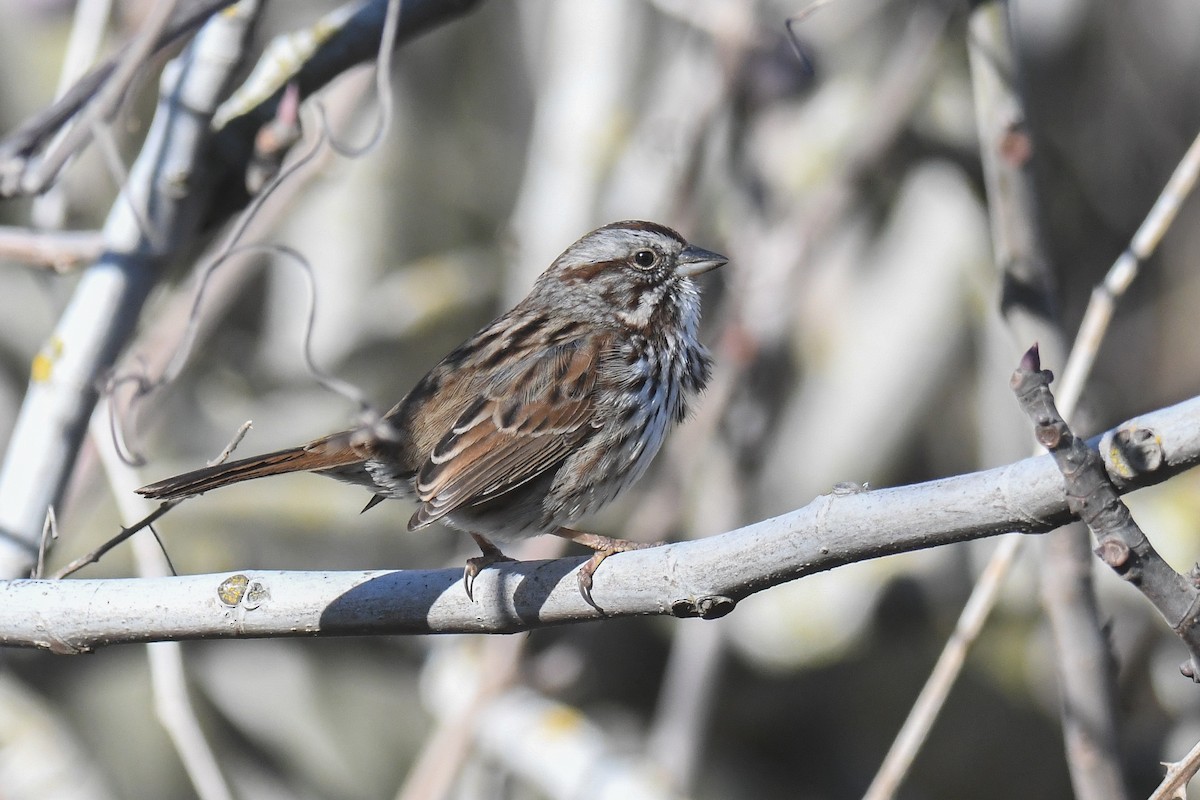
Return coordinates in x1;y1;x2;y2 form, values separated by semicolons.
407;337;603;530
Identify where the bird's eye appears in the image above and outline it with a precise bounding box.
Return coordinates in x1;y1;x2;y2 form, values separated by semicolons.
633;250;658;268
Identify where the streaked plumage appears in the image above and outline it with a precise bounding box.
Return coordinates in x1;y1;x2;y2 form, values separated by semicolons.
138;221;727;599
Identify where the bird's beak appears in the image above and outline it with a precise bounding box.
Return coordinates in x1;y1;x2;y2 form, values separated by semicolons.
676;244;729;277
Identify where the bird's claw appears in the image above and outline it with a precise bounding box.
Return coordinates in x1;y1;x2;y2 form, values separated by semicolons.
462;552;516;601
574;538;665;609
576;549;612;610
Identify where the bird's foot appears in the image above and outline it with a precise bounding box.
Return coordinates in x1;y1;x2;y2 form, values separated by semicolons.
463;533;516;601
552;528;663;608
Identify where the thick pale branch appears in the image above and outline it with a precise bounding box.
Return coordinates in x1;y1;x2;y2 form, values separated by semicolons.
2;395;1198;652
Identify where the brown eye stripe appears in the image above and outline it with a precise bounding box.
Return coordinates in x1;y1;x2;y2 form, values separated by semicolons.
561;258;622;282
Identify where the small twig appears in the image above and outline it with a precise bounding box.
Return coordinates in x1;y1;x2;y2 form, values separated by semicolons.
209;421;253;467
34;507;59;579
1150;737;1200;800
783;2;826;71
1013;345;1200;678
50;501;177;580
54;415;256;581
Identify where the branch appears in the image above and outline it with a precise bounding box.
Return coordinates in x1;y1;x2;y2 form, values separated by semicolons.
0;0;241;195
2;394;1198;651
1150;736;1200;800
1013;346;1200;679
205;0;485;227
960;6;1127;800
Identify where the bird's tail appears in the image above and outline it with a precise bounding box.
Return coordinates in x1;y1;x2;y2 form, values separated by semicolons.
136;442;363;501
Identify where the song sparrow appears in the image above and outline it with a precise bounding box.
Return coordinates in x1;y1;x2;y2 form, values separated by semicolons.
138;221;727;602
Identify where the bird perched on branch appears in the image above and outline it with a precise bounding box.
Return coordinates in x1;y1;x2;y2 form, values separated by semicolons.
138;221;727;602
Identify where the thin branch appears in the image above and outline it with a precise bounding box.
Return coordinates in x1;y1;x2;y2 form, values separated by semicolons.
49;502;177;580
0;0;240;194
90;399;234;800
31;0;114;230
57;416;255;580
1150;737;1200;800
1056;126;1200;416
417;641;677;800
17;0;179;197
1013;346;1200;678
2;393;1198;650
862;532;1023;800
34;507;58;580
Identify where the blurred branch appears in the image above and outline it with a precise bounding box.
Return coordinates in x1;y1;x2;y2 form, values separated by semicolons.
90;400;234;800
0;3;261;581
867;2;1186;796
403;629;681;799
0;672;116;799
1056;126;1200;416
21;0;178;198
395;636;528;800
32;0;114;230
966;6;1126;800
0;0;239;196
0;226;105;272
2;394;1198;650
207;0;485;227
392;536;565;799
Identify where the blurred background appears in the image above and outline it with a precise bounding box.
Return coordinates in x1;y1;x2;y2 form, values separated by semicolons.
2;0;1200;798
